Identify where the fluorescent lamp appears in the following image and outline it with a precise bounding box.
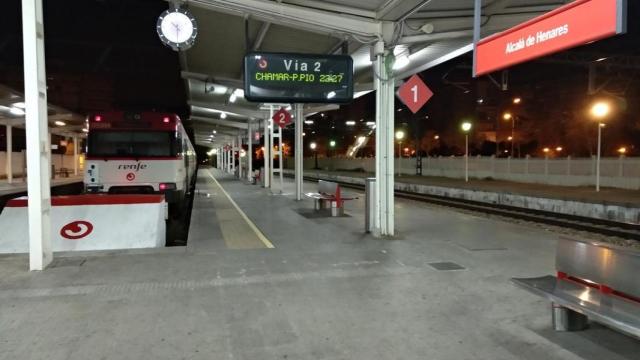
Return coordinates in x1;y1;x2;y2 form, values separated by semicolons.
220;112;227;119
54;121;66;126
9;107;25;116
345;120;356;126
12;102;25;109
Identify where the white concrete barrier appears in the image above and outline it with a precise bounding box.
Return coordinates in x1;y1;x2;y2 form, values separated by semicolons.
0;194;167;253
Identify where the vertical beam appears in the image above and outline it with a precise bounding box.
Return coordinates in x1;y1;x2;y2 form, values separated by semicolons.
374;44;395;236
237;134;242;179
263;118;270;188
472;0;482;77
73;136;78;176
269;106;275;191
6;125;12;184
247;121;253;181
294;104;303;200
22;0;52;270
231;138;236;175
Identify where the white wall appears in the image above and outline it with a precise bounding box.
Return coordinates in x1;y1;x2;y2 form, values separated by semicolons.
0;151;84;179
287;156;640;190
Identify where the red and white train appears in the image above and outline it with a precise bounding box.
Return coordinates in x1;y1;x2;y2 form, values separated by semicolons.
84;111;197;216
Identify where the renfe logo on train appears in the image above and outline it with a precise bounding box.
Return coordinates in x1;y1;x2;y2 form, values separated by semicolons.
118;163;148;172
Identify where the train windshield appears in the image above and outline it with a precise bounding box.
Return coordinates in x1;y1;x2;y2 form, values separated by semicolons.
88;131;178;157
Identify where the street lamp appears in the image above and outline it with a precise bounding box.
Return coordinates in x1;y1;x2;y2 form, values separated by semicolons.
395;130;405;176
513;97;522;104
310;142;318;169
461;121;472;182
590;101;611;192
503;112;516;157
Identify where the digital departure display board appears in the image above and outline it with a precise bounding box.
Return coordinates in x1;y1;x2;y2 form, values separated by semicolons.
244;52;353;104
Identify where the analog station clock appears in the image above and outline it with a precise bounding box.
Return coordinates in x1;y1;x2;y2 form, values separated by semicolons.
157;8;198;51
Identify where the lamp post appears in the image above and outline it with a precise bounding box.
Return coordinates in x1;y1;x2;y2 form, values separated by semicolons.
395;130;405;177
310;142;318;169
503;112;515;157
590;101;611;192
329;140;336;158
461;122;472;182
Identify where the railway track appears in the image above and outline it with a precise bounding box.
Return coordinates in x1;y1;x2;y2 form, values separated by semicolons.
298;175;640;241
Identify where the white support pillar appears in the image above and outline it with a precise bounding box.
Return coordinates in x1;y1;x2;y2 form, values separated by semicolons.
237;134;242;179
247;121;253;182
6;125;13;184
294;104;304;200
263;118;270;188
231;138;236;175
374;44;395;236
73;135;78;176
269;106;275;191
22;0;52;270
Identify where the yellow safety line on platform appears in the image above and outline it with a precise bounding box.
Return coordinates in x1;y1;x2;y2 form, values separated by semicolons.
206;170;275;249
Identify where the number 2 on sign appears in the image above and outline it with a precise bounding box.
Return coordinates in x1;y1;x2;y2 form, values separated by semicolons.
411;85;418;103
278;113;285;123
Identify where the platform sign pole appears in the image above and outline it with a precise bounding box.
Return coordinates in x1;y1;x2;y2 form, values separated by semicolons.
374;44;395;237
278;125;283;193
263;118;270;188
294;104;303;200
6;125;12;184
247;121;252;182
269;105;275;191
22;0;52;270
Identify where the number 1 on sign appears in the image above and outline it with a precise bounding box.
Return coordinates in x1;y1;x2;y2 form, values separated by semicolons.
411;85;418;103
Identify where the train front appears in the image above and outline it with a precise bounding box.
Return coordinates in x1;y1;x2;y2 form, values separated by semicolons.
84;112;188;211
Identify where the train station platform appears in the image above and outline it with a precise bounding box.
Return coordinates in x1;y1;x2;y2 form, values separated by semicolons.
0;168;637;360
291;169;640;224
0;176;83;197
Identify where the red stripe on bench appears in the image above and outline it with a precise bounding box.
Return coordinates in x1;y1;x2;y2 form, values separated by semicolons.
557;271;640;304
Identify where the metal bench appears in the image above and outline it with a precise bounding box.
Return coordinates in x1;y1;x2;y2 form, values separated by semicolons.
512;237;640;338
304;180;356;217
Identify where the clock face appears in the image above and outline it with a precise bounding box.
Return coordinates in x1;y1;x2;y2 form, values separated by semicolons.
157;8;197;51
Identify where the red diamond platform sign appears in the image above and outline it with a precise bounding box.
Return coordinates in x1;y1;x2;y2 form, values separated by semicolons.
272;107;292;128
397;74;433;114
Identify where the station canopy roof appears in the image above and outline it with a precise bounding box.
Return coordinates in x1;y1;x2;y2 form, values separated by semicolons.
0;84;86;138
172;0;570;147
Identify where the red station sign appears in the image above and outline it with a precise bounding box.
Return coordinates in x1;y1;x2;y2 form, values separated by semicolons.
396;74;433;114
272;107;292;128
475;0;627;76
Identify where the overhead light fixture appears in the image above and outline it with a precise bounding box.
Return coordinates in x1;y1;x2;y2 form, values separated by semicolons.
12;102;25;109
9;107;25;116
304;120;314;125
220;112;227;119
213;130;217;134
54;121;66;126
366;121;375;127
286;105;292;111
345;120;356;126
354;90;373;99
392;45;410;70
229;88;244;103
82;128;89;133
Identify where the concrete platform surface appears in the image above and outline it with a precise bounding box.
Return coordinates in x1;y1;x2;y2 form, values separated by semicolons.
0;168;637;360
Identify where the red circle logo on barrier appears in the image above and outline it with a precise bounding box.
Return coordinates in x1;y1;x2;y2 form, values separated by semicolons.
258;59;268;69
126;172;135;181
60;221;94;240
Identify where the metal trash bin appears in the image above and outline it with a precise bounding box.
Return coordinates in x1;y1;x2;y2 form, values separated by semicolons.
365;177;375;233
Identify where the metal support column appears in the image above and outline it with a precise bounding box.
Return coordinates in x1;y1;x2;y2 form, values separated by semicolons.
247;121;253;182
374;43;395;236
6;125;12;184
73;135;78;176
294;104;303;200
22;0;52;270
237;134;242;179
472;0;482;78
231;138;236;175
263;118;270;188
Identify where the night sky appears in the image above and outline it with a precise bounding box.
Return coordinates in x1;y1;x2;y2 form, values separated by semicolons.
1;0;640;158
